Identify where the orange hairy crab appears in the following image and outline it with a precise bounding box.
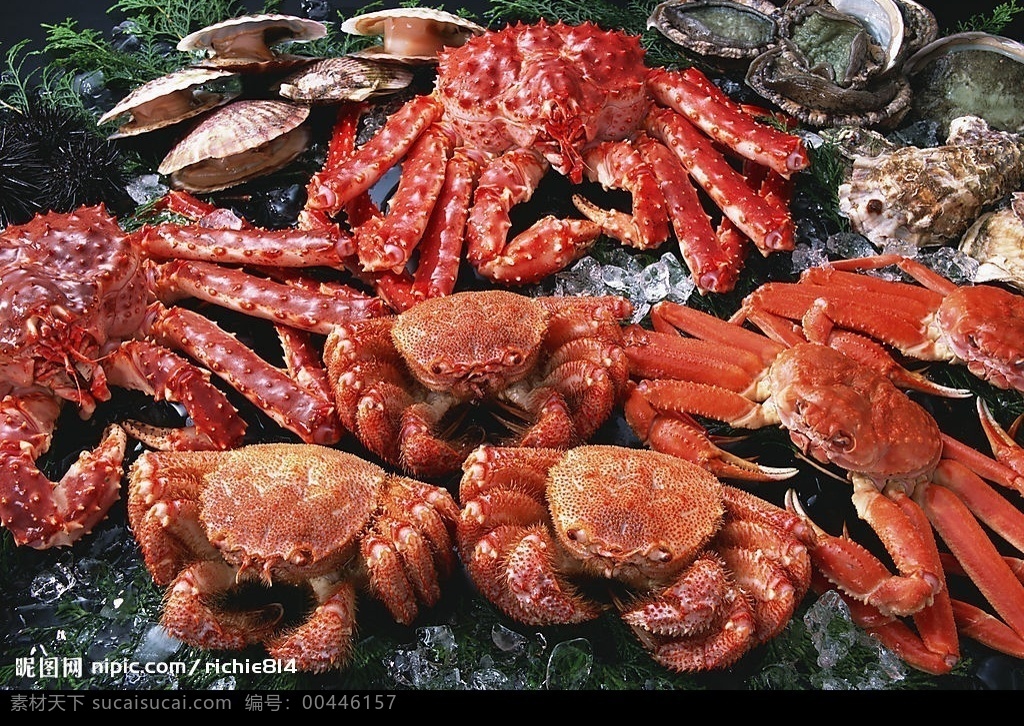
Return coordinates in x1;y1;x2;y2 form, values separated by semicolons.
323;290;633;478
303;20;809;309
623;299;1024;674
127;443;459;672
456;444;811;672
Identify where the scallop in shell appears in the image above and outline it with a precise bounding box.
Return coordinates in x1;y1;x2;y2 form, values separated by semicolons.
646;0;779;63
277;56;414;103
98;67;240;138
838;115;1024;249
905;32;1024;136
959;192;1024;291
177;14;326;71
340;7;486;63
158;99;311;193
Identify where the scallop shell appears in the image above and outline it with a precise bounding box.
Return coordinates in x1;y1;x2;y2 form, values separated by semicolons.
177;13;327;70
340;7;486;63
646;0;780;62
97;67;240;138
959;192;1024;290
905;32;1024;135
277;56;414;102
158;99;311;193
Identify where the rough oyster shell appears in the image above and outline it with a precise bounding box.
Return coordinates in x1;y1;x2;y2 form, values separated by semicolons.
277;56;414;102
905;32;1024;136
959;192;1024;290
340;7;486;62
646;0;779;62
158;99;311;193
177;14;326;70
97;67;240;138
838;116;1024;248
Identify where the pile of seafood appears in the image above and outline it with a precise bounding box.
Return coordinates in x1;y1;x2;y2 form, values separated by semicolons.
4;1;1024;687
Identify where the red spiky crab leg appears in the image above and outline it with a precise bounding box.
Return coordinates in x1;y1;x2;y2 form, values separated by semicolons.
0;391;126;549
466;148;602;284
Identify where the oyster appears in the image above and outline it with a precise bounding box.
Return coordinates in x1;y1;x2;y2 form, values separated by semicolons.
959;192;1024;291
158;99;311;193
646;0;779;62
177;14;326;70
97;67;240;138
744;0;936;128
277;56;414;102
340;7;486;62
905;32;1024;136
838;115;1024;248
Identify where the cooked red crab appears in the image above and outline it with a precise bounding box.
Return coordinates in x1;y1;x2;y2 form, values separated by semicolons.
323;290;632;478
456;444;812;672
623;300;1024;674
0;203;384;548
128;443;459;672
303;20;809;306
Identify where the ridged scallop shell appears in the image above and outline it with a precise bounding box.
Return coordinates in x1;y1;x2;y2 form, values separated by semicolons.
959;192;1024;290
905;32;1024;135
177;13;326;70
277;56;414;102
158;99;311;193
341;7;486;62
838;115;1024;248
98;67;240;138
646;0;780;62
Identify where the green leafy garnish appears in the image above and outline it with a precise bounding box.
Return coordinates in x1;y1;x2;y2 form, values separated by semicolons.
954;0;1023;34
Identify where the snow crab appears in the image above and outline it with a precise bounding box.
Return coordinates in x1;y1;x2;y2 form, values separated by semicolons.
0;202;384;548
303;20;809;304
127;443;459;672
456;444;812;672
322;290;632;479
622;300;1024;673
736;253;1024;394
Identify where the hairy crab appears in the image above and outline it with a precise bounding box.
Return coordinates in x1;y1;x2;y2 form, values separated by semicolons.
456;444;811;672
623;300;1024;673
303;20;809;304
0;202;385;548
323;290;632;478
127;443;459;671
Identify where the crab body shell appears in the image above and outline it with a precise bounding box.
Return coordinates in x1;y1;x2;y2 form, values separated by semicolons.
128;443;459;671
324;290;633;478
456;444;811;672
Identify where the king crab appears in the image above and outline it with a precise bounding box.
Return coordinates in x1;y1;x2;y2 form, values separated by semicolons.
323;289;632;478
127;443;459;671
622;299;1024;673
303;20;809;307
0;203;384;548
456;444;812;672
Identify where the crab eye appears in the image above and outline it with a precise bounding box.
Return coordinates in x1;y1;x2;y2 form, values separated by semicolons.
565;527;587;545
830;431;853;451
429;359;447;375
648;547;672;563
505;349;523;366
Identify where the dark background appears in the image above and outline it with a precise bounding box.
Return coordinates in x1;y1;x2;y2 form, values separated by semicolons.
5;0;1024;68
